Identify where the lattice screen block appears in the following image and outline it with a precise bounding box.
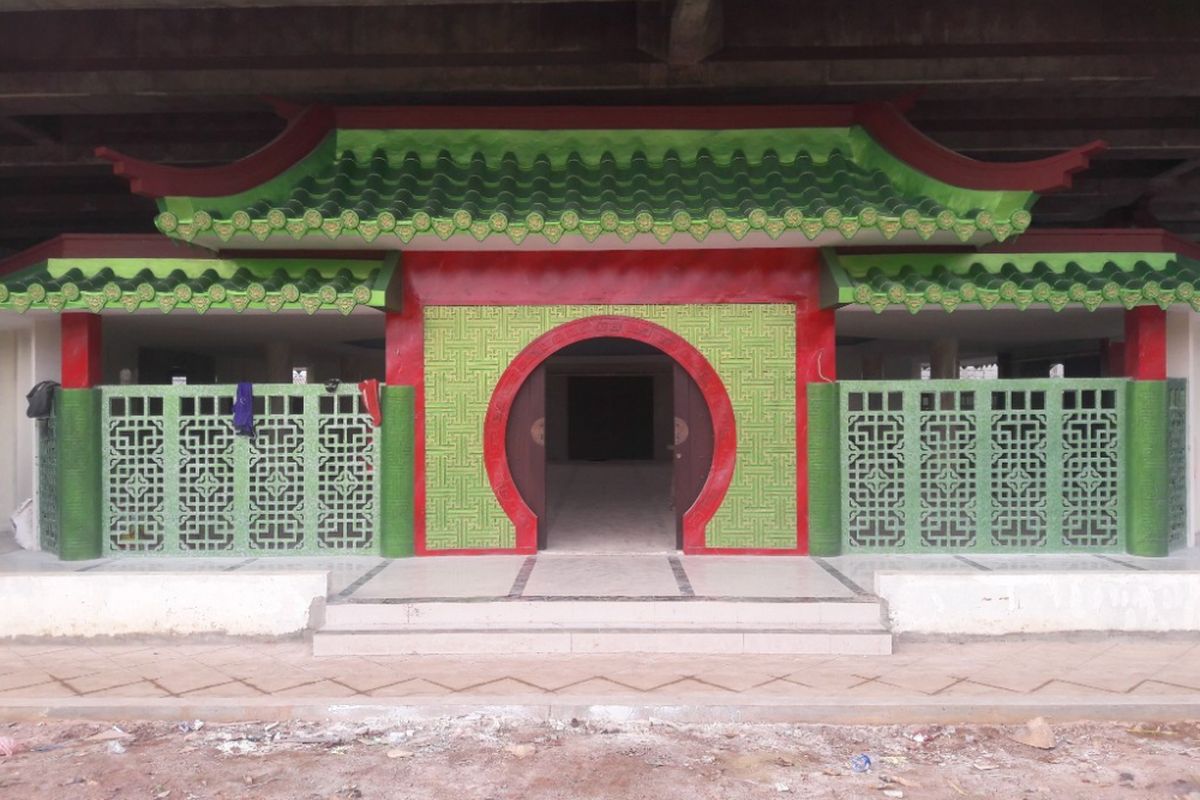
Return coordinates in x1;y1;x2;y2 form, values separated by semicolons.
423;304;797;551
101;385;380;556
841;379;1127;553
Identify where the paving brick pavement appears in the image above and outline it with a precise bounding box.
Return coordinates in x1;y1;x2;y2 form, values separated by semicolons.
0;635;1197;723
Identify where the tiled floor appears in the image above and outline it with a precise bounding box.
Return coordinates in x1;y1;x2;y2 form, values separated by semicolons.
3;530;1199;603
544;462;676;553
0;637;1195;705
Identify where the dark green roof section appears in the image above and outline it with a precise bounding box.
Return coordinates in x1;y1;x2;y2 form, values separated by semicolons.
826;251;1200;313
154;127;1034;246
0;255;393;314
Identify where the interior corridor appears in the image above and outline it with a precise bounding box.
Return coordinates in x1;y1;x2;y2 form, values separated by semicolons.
544;461;675;553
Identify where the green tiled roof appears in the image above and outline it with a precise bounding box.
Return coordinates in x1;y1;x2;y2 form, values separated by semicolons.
826;251;1200;313
154;128;1034;246
0;256;392;315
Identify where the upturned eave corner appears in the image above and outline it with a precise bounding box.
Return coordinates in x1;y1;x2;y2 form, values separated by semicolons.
851;101;1108;194
94;104;336;199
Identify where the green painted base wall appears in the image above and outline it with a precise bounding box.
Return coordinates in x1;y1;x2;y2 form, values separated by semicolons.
806;381;841;556
1127;380;1169;557
57;388;102;561
380;385;415;558
424;304;797;551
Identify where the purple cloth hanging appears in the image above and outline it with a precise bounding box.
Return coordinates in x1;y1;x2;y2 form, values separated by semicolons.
233;382;255;436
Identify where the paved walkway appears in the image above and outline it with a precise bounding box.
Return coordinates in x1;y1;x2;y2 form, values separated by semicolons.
0;636;1197;723
5;527;1197;604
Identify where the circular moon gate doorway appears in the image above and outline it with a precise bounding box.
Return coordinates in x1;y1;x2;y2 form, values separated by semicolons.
484;316;736;553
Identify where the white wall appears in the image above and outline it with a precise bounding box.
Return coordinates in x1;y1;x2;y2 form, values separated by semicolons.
877;571;1200;634
1166;308;1198;547
0;572;328;637
0;316;60;533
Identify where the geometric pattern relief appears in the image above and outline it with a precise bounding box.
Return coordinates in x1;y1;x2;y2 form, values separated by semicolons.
106;398;167;553
1167;379;1188;549
316;395;378;550
841;380;1126;553
989;391;1049;548
178;412;236;552
1060;389;1121;548
843;392;906;549
102;385;379;556
423;304;796;550
918;391;978;549
247;412;306;552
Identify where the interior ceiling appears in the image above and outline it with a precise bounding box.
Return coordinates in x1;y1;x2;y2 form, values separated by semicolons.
836;306;1125;351
0;1;1198;257
101;309;385;356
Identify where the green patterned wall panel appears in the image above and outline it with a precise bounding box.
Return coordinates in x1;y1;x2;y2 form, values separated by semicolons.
101;384;380;556
840;379;1127;553
423;304;797;550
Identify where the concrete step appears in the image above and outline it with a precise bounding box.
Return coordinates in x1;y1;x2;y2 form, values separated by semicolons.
322;599;884;629
312;627;893;656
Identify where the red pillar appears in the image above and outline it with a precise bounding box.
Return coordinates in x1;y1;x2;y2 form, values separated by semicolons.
385;274;426;553
796;306;836;554
1124;306;1166;380
61;312;103;388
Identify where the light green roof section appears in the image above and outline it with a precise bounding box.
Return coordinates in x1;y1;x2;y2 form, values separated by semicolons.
0;255;394;315
154;126;1035;247
825;251;1200;313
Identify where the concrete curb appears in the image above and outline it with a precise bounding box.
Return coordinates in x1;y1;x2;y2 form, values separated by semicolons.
2;694;1198;724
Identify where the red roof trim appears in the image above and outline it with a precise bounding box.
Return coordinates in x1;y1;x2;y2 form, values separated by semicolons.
0;234;212;277
96;101;1102;200
852;102;1105;194
95;105;335;198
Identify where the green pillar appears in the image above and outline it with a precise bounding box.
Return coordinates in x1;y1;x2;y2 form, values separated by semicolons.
56;388;102;560
379;385;415;558
807;381;842;556
1126;380;1168;557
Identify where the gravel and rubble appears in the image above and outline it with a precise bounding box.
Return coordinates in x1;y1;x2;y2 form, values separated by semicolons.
0;716;1197;799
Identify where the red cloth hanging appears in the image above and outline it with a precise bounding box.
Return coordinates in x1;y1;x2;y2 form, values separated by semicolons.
358;379;382;428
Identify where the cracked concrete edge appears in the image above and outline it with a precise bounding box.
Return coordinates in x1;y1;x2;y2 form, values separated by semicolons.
1;695;1198;724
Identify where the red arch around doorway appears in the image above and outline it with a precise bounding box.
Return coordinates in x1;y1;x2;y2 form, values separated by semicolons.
484;316;737;553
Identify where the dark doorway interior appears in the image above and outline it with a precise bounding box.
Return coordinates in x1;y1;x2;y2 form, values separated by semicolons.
137;348;217;385
566;375;654;460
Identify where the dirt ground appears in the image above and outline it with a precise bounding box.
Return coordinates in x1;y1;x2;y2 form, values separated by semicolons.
0;716;1197;799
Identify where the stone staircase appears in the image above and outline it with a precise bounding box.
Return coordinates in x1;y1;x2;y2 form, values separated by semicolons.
313;597;892;656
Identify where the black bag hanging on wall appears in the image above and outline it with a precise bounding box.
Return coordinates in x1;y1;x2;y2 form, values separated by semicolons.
25;381;59;419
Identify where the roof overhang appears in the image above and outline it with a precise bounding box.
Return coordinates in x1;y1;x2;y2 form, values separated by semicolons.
0;235;395;315
824;229;1200;314
94;101;1105;252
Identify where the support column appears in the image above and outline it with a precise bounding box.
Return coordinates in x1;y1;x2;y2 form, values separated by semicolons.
61;312;102;389
379;385;414;558
1124;306;1166;380
1124;305;1168;557
798;306;837;555
383;291;424;556
930;337;959;379
58;312;103;560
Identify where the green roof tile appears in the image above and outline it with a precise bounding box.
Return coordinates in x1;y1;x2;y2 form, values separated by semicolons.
155;128;1034;246
0;256;391;315
826;251;1200;313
